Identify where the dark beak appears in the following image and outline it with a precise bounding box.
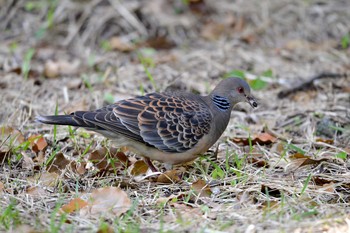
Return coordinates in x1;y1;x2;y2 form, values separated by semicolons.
246;95;258;108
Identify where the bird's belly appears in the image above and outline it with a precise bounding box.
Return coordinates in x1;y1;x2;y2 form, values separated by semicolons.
113;134;214;165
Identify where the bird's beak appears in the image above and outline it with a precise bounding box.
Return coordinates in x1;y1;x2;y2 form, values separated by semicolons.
246;95;258;108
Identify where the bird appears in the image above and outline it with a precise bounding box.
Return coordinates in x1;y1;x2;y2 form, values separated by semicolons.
36;77;258;171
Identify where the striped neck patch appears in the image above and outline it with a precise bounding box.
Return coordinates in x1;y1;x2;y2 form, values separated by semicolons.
212;95;230;111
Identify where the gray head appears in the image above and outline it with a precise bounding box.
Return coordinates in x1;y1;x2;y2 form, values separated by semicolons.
210;77;258;109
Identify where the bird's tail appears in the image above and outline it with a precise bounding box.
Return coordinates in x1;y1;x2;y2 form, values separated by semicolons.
36;115;82;127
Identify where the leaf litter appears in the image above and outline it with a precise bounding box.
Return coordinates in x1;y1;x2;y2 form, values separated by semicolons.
1;0;350;232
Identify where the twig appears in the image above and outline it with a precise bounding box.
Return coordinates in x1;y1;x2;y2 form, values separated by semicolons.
278;72;349;98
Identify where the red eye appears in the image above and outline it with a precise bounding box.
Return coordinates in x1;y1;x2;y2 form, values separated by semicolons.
237;87;244;94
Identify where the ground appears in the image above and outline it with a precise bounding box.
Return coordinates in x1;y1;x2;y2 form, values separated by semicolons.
0;0;350;232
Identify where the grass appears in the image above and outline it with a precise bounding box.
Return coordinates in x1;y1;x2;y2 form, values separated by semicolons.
1;0;350;232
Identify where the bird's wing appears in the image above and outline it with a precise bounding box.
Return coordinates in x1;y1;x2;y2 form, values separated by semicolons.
73;93;213;153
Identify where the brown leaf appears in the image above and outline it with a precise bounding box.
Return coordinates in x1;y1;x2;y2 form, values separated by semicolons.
47;152;71;174
261;185;281;198
80;187;131;217
44;59;80;78
26;186;47;196
0;126;25;147
27;172;59;187
201;22;226;41
142;36;175;50
157;170;181;183
33;151;46;164
0;150;11;164
21;152;34;170
88;147;129;172
28;134;48;153
96;225;114;233
75;162;87;175
191;179;212;197
287;154;328;171
130;160;149;176
261;201;280;210
316;138;334;144
109;37;135;52
61;198;88;214
167;203;203;220
231;133;277;146
0;181;4;193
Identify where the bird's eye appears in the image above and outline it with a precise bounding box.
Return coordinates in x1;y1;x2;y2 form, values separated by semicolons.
237;87;244;94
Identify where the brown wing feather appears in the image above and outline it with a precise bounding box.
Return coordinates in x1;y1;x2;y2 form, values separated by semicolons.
74;93;212;153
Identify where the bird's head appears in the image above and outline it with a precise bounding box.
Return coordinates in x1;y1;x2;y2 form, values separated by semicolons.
211;77;258;109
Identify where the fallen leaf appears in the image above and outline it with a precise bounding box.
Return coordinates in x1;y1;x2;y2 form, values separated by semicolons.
97;224;114;233
0;150;11;164
231;133;277;146
130;160;149;176
167;203;203;221
12;225;39;233
21;152;34;170
75;162;87;175
27;172;59;187
0;126;25;147
47;152;71;174
44;59;80;78
88;147;129;172
28;134;48;153
80;187;131;217
191;179;212;197
261;185;281;198
26;186;47;196
157;170;181;183
142;36;175;50
109;37;135;52
201;22;226;40
316;138;334;144
0;181;4;193
61;198;88;214
188;0;208;15
261;201;280;210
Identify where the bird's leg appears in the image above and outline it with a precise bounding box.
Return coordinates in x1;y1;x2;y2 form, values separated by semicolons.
143;157;158;172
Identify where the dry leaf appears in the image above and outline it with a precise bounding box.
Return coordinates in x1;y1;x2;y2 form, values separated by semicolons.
261;201;280;210
168;203;203;220
28;134;48;153
0;126;25;147
201;22;226;40
75;162;87;175
0;150;11;164
80;187;131;217
47;152;71;174
130;160;149;176
33;151;46;164
288;153;328;169
316;138;334;144
191;179;212;197
96;224;114;233
231;133;277;146
157;170;181;183
44;59;80;78
109;37;135;52
13;225;39;233
88;147;129;172
61;198;88;214
0;181;4;193
142;36;175;50
261;185;281;198
27;172;59;187
26;186;47;196
22;152;34;170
